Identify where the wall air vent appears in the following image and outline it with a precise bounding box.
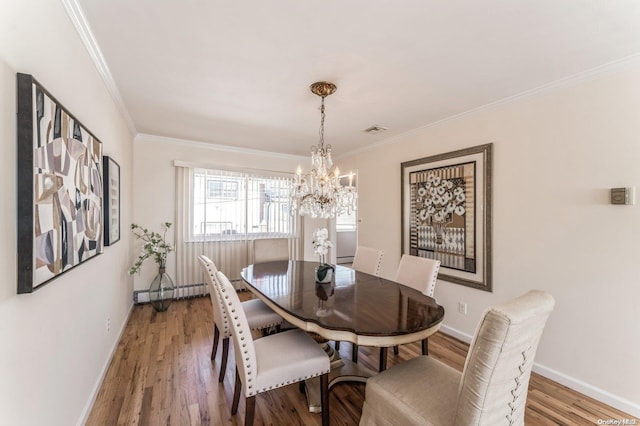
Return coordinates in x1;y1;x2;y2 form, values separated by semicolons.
363;125;388;134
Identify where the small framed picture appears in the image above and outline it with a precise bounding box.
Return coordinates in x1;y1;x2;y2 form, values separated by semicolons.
103;156;120;246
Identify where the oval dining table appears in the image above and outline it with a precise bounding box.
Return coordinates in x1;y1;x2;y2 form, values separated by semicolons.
241;260;445;412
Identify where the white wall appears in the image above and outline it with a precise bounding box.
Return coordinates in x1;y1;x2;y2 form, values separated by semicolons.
0;1;134;424
3;1;635;421
132;134;306;290
339;61;640;416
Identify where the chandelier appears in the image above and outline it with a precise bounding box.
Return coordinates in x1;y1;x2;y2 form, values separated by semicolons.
291;82;357;219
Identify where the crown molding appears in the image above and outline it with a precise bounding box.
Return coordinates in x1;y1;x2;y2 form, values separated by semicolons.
339;52;640;160
135;133;307;161
61;0;137;136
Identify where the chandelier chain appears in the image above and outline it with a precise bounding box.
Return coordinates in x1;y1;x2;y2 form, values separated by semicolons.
319;95;326;150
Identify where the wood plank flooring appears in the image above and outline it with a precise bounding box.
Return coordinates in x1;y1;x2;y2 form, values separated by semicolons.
87;296;636;425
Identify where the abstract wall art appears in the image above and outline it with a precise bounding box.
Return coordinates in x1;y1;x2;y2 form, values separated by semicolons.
103;156;120;246
17;73;103;294
401;144;492;291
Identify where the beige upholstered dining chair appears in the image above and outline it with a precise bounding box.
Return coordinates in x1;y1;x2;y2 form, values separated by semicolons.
395;254;440;297
379;254;441;370
215;271;331;426
197;255;283;383
360;290;555;426
351;246;384;276
252;238;290;264
339;245;384;360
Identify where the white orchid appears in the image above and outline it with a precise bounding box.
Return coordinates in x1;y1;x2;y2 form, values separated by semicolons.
312;228;333;261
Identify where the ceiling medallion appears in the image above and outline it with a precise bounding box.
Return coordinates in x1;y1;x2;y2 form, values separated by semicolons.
290;81;357;219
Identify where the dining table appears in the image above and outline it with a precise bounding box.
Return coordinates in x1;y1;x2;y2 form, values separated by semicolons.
241;260;445;413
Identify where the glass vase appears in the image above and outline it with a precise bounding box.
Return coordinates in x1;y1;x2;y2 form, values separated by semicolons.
149;266;175;312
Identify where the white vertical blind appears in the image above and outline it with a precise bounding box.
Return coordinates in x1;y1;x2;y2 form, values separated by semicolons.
175;164;301;293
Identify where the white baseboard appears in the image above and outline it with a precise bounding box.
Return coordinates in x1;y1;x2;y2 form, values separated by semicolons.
439;324;640;419
133;282;242;304
440;324;474;344
531;364;640;419
77;303;134;426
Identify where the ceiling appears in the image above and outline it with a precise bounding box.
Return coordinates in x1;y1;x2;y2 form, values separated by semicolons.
77;0;640;157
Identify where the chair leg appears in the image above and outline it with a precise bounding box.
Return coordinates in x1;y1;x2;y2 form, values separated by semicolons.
245;395;256;426
335;341;341;351
379;347;388;372
232;368;242;415
219;337;229;383
320;373;329;426
422;338;429;355
261;325;279;336
393;345;399;355
352;343;359;363
211;325;220;361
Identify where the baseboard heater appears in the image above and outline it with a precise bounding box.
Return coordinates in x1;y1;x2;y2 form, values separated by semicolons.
133;279;246;304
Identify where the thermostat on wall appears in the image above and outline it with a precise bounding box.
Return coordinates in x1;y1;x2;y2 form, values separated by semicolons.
610;187;635;205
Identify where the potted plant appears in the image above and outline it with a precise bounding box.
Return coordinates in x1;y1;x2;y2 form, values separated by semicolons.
129;222;175;312
312;228;334;283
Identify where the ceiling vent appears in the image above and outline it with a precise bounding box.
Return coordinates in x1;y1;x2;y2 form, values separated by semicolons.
363;125;388;134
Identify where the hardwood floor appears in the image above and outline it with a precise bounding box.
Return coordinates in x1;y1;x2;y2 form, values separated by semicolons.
87;296;636;425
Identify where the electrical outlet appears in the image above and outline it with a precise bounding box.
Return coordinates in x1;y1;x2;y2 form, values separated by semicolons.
458;302;467;315
106;317;111;333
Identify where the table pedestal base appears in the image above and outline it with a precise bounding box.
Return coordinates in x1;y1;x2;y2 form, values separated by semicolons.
304;342;375;413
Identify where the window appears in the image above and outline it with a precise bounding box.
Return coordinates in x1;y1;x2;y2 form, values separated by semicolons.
191;168;294;240
336;174;357;232
336;211;357;232
207;179;239;200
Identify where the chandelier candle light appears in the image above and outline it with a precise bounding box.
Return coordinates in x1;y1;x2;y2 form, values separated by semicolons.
291;81;357;218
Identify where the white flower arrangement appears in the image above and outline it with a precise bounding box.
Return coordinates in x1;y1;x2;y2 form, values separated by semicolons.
312;228;334;282
312;228;333;264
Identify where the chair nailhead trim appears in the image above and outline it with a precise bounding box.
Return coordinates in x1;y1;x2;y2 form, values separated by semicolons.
506;347;531;425
253;369;330;393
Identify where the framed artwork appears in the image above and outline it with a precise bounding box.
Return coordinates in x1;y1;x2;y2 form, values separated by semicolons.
17;73;104;294
401;143;492;291
103;156;120;246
